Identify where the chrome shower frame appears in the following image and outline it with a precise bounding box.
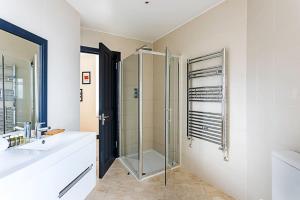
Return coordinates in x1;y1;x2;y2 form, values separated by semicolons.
119;49;180;181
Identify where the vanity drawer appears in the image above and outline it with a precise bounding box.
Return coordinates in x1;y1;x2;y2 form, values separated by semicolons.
59;164;96;200
16;140;96;200
52;141;96;196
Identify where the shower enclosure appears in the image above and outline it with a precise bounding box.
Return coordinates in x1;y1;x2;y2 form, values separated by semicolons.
119;48;180;182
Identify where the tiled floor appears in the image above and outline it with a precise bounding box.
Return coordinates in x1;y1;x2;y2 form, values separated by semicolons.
86;160;234;200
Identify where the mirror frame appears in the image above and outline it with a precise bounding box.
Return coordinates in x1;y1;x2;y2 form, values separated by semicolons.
0;18;48;126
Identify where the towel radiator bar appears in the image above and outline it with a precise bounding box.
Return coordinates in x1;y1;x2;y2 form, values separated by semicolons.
187;48;228;161
188;86;223;102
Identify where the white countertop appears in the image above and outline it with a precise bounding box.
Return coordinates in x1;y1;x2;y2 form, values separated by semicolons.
0;131;96;182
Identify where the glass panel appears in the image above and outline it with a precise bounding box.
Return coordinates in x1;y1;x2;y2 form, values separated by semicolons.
168;56;180;166
1;54;35;134
142;53;165;178
165;48;180;185
165;48;170;185
120;54;139;177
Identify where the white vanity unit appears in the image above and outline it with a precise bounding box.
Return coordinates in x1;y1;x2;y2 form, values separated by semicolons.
0;132;96;200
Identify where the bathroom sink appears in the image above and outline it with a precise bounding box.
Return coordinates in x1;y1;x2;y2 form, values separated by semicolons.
17;133;81;151
17;138;59;151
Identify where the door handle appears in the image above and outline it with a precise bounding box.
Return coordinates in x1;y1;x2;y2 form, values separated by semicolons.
98;113;109;126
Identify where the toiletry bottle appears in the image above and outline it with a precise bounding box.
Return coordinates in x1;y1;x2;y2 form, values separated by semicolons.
19;134;24;144
24;122;31;140
10;135;16;147
16;135;20;145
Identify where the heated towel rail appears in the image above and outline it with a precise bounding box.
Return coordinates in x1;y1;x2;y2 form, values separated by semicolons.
187;48;228;161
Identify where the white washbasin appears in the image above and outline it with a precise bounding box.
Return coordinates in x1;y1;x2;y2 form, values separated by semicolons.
17;133;82;151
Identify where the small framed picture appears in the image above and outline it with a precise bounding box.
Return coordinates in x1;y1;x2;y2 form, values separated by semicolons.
82;71;91;84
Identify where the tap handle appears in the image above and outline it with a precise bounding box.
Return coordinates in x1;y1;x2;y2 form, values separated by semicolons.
35;122;47;139
35;122;45;128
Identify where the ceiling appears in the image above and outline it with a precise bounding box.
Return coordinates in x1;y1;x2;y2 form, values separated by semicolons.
66;0;223;42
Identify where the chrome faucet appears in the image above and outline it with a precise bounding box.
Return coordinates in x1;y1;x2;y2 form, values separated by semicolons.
35;122;51;139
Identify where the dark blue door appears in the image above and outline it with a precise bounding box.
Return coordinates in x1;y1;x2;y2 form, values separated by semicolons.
98;43;119;178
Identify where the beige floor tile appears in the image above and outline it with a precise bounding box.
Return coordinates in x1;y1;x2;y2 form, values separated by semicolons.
86;160;234;200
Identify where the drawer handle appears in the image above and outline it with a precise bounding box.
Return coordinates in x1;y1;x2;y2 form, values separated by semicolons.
58;164;93;198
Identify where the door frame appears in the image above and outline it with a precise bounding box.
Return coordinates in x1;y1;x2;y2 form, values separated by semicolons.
80;45;120;158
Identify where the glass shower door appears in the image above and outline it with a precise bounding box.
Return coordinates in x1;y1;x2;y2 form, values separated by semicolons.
165;48;180;185
168;56;179;166
120;54;140;177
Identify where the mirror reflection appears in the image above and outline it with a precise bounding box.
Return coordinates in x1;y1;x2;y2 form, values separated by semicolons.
0;29;40;135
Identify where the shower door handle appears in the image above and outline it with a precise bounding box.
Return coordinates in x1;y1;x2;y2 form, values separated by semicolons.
98;113;109;126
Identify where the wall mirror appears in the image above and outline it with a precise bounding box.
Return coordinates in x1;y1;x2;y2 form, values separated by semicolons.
0;19;47;135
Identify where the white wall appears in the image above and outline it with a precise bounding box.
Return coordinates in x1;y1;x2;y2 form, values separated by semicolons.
0;0;81;130
247;0;300;199
80;53;98;132
153;0;247;199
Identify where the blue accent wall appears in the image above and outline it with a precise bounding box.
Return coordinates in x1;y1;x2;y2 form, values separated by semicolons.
0;18;48;126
